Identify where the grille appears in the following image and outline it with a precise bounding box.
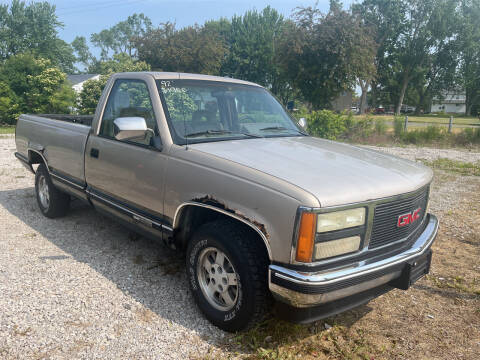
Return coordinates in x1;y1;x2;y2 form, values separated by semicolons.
369;188;429;249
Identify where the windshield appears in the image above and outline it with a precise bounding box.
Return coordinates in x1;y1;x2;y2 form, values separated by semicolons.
156;79;304;144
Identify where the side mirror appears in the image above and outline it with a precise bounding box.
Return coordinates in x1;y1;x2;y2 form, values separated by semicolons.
113;117;149;141
298;117;307;130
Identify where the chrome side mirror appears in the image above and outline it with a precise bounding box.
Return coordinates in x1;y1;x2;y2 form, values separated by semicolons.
298;117;307;130
113;117;149;141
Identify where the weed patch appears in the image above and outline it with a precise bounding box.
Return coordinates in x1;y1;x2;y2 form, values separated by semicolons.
421;158;480;176
230;318;383;359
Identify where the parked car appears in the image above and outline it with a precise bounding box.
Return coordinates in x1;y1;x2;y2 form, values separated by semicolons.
15;72;438;331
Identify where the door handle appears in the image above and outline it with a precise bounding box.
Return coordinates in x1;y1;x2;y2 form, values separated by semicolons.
90;148;99;158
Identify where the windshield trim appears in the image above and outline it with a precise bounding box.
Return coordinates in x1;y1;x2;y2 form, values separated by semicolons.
156;79;306;145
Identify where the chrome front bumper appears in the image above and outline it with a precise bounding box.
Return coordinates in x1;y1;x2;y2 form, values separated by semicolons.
269;214;438;308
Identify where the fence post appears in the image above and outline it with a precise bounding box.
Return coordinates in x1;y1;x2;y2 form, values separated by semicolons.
448;116;453;133
404;116;408;132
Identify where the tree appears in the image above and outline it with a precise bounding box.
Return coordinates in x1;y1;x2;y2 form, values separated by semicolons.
357;0;457;114
222;7;288;99
0;0;75;72
0;53;75;123
456;0;480;116
77;76;108;115
277;2;376;109
135;22;227;75
72;36;93;68
91;13;152;59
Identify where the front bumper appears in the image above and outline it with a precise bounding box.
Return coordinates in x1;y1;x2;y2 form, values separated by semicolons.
269;214;438;318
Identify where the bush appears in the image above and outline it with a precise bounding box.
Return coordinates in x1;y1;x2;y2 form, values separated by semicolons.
374;119;387;135
393;116;404;138
350;115;374;139
456;127;480;145
306;110;347;140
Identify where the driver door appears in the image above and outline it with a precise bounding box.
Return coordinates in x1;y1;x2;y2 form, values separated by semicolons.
85;78;170;237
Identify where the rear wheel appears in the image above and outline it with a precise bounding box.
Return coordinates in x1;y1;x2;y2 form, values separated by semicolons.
186;219;270;332
35;164;70;218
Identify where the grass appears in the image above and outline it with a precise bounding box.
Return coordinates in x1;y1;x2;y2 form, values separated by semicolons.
354;114;480;126
226;317;382;360
421;158;480;176
429;275;480;296
0;126;15;134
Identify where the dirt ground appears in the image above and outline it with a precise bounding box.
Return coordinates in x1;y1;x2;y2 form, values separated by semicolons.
1;135;479;359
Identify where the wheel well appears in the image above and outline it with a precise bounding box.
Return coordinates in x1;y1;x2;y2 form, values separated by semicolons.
28;150;45;165
174;205;271;261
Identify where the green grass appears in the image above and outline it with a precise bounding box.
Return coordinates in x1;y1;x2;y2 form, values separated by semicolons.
354;114;480;126
421;158;480;176
0;126;15;134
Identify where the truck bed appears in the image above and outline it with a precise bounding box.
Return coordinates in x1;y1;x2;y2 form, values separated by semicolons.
15;114;91;186
35;114;94;126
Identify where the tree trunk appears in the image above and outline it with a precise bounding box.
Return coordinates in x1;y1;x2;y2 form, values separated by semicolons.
414;90;425;115
466;103;472;116
395;73;409;115
359;80;369;114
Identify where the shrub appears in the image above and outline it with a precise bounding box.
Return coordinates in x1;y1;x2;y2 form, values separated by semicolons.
306;110;347;140
393;116;404;138
374;119;387;135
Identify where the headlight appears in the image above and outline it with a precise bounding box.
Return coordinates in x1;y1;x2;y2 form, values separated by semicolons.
317;208;366;233
294;207;366;263
315;236;361;260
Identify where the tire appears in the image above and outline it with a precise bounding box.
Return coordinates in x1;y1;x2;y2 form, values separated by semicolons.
186;219;270;332
35;163;70;218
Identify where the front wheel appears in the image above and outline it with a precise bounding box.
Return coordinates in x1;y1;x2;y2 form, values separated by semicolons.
186;219;270;332
35;164;70;218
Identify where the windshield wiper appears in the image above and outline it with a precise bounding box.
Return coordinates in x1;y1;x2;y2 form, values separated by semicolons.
259;126;288;131
185;129;232;138
260;126;308;136
185;129;263;139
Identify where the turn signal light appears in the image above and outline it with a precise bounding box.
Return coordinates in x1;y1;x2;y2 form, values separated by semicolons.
295;212;316;262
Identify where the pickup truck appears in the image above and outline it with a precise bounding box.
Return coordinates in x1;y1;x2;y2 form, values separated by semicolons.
15;72;438;332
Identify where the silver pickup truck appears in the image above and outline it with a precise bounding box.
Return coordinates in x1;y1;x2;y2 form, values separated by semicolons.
15;72;438;331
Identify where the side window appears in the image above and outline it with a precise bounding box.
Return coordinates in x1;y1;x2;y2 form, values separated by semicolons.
100;79;157;146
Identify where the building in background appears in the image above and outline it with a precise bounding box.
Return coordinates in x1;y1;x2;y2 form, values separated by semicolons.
431;91;466;114
67;74;100;93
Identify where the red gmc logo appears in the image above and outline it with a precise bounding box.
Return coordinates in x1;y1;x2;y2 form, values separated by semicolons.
397;208;422;227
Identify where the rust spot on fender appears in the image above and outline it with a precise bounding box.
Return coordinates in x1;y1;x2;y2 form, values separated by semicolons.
192;195;269;239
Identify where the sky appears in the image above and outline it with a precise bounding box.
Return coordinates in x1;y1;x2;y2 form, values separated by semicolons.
26;0;355;56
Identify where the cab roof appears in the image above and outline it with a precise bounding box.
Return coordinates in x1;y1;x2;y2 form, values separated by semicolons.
114;71;262;87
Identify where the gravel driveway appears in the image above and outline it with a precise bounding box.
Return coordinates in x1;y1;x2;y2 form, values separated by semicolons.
0;134;478;359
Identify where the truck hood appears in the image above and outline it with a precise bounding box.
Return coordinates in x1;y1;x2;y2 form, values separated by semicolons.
189;136;433;207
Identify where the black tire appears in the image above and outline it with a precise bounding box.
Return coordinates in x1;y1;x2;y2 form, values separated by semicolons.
35;163;70;218
186;219;271;332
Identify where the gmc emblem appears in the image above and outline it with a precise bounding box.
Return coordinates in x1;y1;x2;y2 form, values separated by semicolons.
397;208;422;227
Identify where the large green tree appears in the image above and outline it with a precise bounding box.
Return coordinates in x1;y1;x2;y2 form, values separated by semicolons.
91;13;152;60
0;0;75;72
135;22;227;75
0;53;75;123
222;7;288;98
277;1;377;109
456;0;480;116
358;0;457;114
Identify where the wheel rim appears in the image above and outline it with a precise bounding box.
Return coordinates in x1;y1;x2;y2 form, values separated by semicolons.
38;175;50;209
197;247;239;311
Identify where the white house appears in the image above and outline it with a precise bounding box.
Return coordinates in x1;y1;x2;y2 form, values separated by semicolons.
431;91;466;114
67;74;100;93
